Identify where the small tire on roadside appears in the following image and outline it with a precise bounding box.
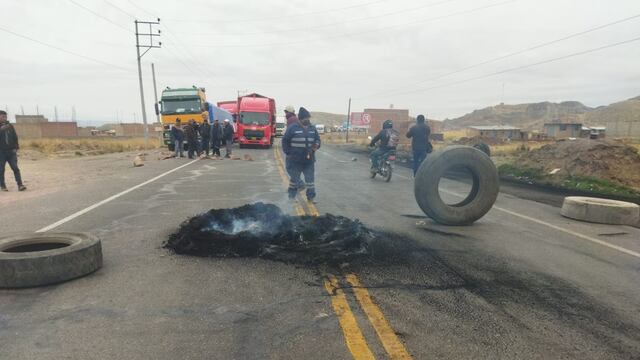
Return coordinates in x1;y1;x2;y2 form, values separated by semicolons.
472;142;491;157
0;233;102;288
414;146;499;225
561;196;640;226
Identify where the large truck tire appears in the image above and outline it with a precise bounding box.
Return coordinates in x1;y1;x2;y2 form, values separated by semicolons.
561;197;640;226
414;146;499;225
0;233;102;288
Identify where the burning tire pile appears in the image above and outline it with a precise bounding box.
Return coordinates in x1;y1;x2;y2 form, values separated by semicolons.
165;202;379;265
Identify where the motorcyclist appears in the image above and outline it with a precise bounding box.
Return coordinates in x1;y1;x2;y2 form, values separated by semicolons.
369;120;397;172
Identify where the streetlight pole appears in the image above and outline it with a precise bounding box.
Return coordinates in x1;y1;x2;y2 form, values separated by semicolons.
135;19;161;149
346;98;351;143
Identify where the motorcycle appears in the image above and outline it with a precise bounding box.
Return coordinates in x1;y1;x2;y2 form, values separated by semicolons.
369;147;396;182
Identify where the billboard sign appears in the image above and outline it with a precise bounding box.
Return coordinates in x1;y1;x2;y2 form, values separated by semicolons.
350;112;371;128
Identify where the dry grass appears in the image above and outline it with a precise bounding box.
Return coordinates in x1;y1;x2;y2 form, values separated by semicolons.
321;132;370;146
443;130;468;141
490;141;546;156
23;137;160;156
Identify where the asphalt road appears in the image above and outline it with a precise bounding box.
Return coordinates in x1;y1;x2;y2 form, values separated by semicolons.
0;143;639;359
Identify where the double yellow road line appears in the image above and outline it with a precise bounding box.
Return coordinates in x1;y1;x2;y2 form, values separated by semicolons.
273;145;412;360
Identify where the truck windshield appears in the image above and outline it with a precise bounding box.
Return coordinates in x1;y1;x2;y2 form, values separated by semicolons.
240;112;270;125
162;98;202;115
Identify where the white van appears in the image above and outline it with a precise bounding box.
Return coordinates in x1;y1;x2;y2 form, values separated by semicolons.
315;124;325;134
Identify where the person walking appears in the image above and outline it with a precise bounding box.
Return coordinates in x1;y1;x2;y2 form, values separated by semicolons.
200;119;211;156
406;114;432;176
222;119;234;158
171;118;184;158
184;119;199;159
282;107;321;202
0;110;26;191
210;119;222;157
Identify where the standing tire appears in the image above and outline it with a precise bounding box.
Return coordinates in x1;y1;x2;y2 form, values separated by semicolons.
414;146;499;225
0;233;102;288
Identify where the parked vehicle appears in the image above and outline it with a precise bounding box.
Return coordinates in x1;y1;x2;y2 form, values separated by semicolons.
237;93;276;148
315;124;325;134
217;100;239;140
275;116;286;137
156;86;208;151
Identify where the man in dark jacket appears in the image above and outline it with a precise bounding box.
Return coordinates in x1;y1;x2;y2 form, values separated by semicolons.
282;107;321;201
369;119;396;171
170;118;184;157
200;120;211;156
222;119;234;158
210;119;222;157
406;114;431;176
0;111;26;191
184;119;199;159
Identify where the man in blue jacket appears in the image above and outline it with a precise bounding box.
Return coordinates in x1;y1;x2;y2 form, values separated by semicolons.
282;107;321;201
170;118;184;158
0;110;26;191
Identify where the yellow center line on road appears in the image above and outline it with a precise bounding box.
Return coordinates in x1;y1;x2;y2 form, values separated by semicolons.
345;274;413;360
324;275;377;360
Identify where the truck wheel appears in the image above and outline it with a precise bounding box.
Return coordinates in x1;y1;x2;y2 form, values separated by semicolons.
0;232;102;288
561;197;640;225
414;146;499;225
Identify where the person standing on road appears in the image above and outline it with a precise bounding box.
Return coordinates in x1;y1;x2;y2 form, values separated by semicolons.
282;107;321;201
406;114;432;176
210;119;222;157
171;118;184;158
200;119;211;156
222;119;234;158
284;105;298;127
184;119;199;159
0;110;26;191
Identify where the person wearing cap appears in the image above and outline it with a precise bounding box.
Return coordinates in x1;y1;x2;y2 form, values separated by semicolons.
282;107;321;201
406;114;432;176
170;118;184;158
222;119;235;158
199;119;211;156
184;119;199;159
284;105;298;127
0;110;26;191
210;118;223;157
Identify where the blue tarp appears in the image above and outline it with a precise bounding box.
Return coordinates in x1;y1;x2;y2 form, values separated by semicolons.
207;103;233;123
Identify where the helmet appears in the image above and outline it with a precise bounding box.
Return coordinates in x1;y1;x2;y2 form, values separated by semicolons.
284;105;295;114
383;120;393;129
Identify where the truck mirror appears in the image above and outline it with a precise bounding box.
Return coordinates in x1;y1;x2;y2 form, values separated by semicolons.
154;102;160;115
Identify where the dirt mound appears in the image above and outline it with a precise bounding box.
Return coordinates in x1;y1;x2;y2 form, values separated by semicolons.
165;203;380;265
515;139;640;190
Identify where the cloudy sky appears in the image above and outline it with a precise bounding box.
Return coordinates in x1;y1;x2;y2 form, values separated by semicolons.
1;0;639;124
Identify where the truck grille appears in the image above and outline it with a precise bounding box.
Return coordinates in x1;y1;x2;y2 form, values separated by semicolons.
243;129;265;139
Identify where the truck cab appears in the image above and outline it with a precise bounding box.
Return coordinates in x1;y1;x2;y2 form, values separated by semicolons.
275;116;286;137
157;86;208;151
237;93;276;148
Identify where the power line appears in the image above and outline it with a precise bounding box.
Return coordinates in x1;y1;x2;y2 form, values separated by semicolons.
103;0;137;19
181;0;456;37
0;25;132;71
196;0;516;48
361;12;640;99
382;36;640;97
68;0;132;33
166;0;392;23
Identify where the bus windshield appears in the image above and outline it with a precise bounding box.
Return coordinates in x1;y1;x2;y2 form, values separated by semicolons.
240;112;270;125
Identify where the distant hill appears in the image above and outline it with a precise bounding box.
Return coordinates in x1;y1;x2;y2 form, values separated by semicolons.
443;101;592;131
311;112;346;127
585;96;640;125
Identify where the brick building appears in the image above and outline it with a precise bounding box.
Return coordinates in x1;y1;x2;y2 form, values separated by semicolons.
544;123;582;139
468;125;523;140
364;108;411;145
14;122;78;138
113;123;158;137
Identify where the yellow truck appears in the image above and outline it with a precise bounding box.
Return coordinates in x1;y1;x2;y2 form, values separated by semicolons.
155;86;208;151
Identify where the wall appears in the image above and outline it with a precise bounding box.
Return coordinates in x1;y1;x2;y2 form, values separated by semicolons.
113;123;157;137
365;109;410;144
13;122;78;138
599;120;640;138
544;124;582;138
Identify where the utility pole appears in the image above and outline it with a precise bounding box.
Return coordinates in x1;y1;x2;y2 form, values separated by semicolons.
346;98;351;143
54;106;59;122
36;105;39;115
135;18;161;149
151;63;160;124
20;106;24;115
72;106;76;121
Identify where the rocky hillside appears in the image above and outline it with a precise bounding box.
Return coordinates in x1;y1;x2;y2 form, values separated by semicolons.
310;112;347;127
444;95;640;134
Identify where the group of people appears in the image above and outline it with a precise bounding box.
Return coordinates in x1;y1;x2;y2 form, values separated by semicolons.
0;110;26;192
170;118;235;159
